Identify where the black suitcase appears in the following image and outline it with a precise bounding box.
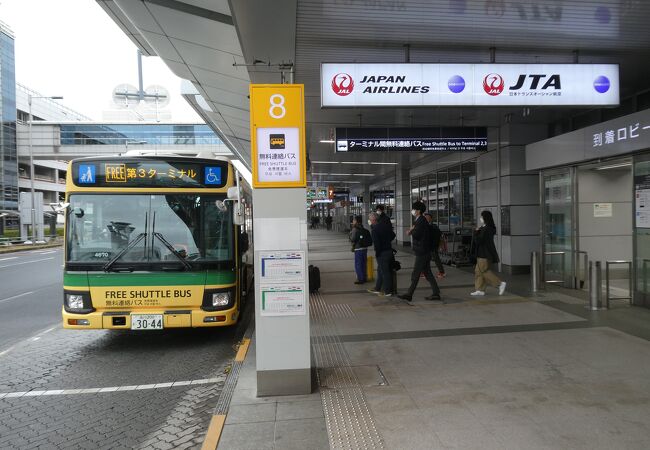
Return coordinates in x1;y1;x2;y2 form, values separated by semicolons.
308;265;321;293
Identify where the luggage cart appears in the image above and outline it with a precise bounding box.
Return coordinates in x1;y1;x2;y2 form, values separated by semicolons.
439;227;474;267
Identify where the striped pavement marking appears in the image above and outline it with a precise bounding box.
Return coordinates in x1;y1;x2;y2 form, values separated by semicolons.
0;378;224;399
201;337;252;450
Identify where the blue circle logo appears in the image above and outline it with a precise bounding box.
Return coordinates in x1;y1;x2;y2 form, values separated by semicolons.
594;6;611;24
594;76;610;93
448;75;465;93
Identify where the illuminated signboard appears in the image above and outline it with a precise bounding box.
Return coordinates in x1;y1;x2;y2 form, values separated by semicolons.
322;63;619;107
336;127;487;152
306;187;329;200
71;159;228;188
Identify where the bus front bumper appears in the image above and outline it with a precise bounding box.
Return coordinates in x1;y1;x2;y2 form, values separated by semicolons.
62;306;239;329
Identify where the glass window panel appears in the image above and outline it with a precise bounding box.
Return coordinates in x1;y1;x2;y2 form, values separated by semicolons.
428;173;437;222
462;161;477;229
449;165;462;229
437;170;449;230
66;194;232;267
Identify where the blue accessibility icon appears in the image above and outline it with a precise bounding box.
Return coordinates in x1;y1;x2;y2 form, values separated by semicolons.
204;166;222;185
78;164;96;184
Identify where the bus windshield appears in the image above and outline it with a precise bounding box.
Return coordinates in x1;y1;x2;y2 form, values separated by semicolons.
66;194;233;269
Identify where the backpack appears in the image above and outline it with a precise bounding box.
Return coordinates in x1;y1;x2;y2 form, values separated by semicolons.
359;227;373;247
430;224;442;249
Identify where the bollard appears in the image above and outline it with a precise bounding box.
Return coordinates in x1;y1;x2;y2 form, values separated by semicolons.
366;255;375;282
588;261;606;310
530;251;540;293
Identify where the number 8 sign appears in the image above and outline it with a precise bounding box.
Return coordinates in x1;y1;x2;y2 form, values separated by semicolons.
250;84;306;188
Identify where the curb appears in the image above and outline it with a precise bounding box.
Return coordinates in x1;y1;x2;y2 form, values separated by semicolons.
201;331;253;450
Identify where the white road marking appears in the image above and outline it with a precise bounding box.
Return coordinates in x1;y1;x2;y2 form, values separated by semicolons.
36;250;57;255
0;377;225;399
0;325;57;357
0;257;18;262
0;291;34;304
0;257;54;269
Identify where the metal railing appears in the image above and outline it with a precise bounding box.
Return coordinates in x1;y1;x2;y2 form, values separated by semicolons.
543;251;566;285
605;260;632;305
538;250;589;290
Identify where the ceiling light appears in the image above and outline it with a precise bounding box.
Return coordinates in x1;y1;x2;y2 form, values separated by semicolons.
371;162;399;165
320;180;361;184
311;161;339;164
339;161;368;165
319;139;335;143
595;162;631;170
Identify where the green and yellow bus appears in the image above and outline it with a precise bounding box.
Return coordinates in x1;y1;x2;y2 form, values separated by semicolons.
62;155;251;330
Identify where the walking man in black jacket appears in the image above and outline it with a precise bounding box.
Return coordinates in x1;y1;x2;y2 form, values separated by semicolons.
367;212;394;297
398;201;442;303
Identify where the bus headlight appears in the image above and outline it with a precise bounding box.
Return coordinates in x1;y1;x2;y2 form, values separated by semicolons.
202;288;235;311
66;294;85;310
212;292;230;307
63;291;94;313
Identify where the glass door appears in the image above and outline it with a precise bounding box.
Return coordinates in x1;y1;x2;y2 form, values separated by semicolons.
633;154;650;307
542;169;575;285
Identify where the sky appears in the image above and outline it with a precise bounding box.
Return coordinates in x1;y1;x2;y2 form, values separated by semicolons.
0;0;201;121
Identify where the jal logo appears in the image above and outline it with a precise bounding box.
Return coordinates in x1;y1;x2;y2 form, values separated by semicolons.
510;74;561;90
593;75;610;93
483;73;504;96
331;73;354;96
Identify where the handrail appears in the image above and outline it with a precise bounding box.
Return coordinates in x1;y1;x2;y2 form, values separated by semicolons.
605;260;632;305
543;251;566;285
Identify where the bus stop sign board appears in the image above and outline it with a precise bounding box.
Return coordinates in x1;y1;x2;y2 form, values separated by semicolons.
250;84;307;188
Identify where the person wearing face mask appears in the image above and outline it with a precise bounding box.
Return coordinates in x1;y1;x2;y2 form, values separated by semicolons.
397;201;442;303
471;210;506;296
375;204;392;228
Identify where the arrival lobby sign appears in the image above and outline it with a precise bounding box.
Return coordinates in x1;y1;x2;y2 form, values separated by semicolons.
321;63;619;107
250;84;307;188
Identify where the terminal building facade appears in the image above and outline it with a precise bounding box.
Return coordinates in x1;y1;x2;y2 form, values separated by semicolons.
94;1;650;309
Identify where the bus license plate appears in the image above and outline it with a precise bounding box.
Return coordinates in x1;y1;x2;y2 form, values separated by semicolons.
131;314;163;330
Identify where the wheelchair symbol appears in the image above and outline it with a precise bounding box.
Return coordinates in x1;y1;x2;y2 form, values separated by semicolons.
204;167;221;185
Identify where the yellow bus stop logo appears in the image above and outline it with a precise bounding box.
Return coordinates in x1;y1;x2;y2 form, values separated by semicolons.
105;164;127;182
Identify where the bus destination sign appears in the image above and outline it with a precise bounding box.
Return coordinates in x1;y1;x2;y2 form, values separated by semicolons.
72;159;228;188
336;127;488;153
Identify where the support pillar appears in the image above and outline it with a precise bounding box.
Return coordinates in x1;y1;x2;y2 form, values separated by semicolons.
253;188;311;396
362;184;371;218
394;165;411;247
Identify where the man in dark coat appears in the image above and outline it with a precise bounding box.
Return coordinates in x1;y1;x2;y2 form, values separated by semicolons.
424;212;445;279
367;212;394;297
398;201;442;303
375;204;392;228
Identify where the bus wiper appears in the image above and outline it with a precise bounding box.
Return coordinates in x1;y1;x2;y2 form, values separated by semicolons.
103;233;147;272
153;232;193;270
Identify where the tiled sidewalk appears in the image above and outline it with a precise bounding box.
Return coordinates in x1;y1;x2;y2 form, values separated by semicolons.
218;230;650;450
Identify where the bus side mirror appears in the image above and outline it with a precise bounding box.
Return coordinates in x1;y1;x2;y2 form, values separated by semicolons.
227;186;244;225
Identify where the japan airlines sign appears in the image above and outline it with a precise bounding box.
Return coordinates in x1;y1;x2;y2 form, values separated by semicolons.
321;63;619;107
